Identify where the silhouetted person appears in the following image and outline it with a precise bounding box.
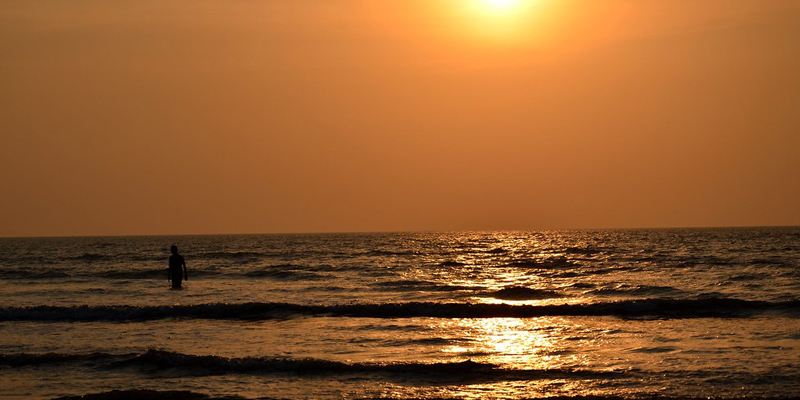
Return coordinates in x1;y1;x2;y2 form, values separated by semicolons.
168;245;188;288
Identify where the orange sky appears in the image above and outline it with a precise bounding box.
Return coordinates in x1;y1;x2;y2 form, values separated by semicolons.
1;0;799;237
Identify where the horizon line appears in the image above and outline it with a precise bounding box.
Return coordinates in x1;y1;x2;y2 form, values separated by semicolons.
2;224;799;240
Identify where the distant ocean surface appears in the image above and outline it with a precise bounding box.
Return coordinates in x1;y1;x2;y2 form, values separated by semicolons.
1;228;799;399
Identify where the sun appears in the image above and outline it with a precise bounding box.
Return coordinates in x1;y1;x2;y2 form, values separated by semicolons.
475;0;526;17
452;0;549;46
485;0;518;7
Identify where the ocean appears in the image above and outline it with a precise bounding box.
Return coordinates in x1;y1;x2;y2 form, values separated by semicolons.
1;228;799;399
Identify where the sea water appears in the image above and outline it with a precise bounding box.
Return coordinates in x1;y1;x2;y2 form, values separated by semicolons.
1;228;799;399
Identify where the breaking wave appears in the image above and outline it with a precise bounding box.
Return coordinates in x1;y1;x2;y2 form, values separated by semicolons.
587;284;685;297
2;298;798;322
3;349;622;382
48;390;800;400
487;286;564;300
52;389;221;400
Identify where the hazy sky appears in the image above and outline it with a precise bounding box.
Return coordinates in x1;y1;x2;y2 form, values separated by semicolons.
2;0;799;237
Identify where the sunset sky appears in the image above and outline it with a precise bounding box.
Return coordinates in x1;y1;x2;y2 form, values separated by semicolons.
2;0;799;237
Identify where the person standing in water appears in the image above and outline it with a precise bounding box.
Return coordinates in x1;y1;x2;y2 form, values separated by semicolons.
168;245;188;288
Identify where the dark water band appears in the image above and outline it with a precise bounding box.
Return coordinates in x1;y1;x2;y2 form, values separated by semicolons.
1;298;799;322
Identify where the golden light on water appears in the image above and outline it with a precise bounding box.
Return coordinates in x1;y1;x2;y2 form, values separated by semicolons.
439;318;558;370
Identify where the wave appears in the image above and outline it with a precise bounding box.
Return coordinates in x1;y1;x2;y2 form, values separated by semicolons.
0;255;53;266
127;254;166;263
0;265;323;281
2;253;163;267
587;285;684;297
727;273;765;282
98;269;171;280
241;269;323;280
4;250;296;267
500;257;575;269
355;249;418;257
439;261;466;267
52;389;221;400
487;286;564;300
69;253;115;262
194;251;267;260
563;246;606;255
2;298;799;322
0;268;170;280
4;349;621;382
375;280;480;292
49;389;800;400
0;268;73;279
0;352;107;366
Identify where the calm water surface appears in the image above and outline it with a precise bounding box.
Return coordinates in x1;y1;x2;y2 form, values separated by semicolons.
1;228;799;399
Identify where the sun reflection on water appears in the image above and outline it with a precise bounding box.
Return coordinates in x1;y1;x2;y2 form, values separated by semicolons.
436;318;559;370
416;315;607;399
